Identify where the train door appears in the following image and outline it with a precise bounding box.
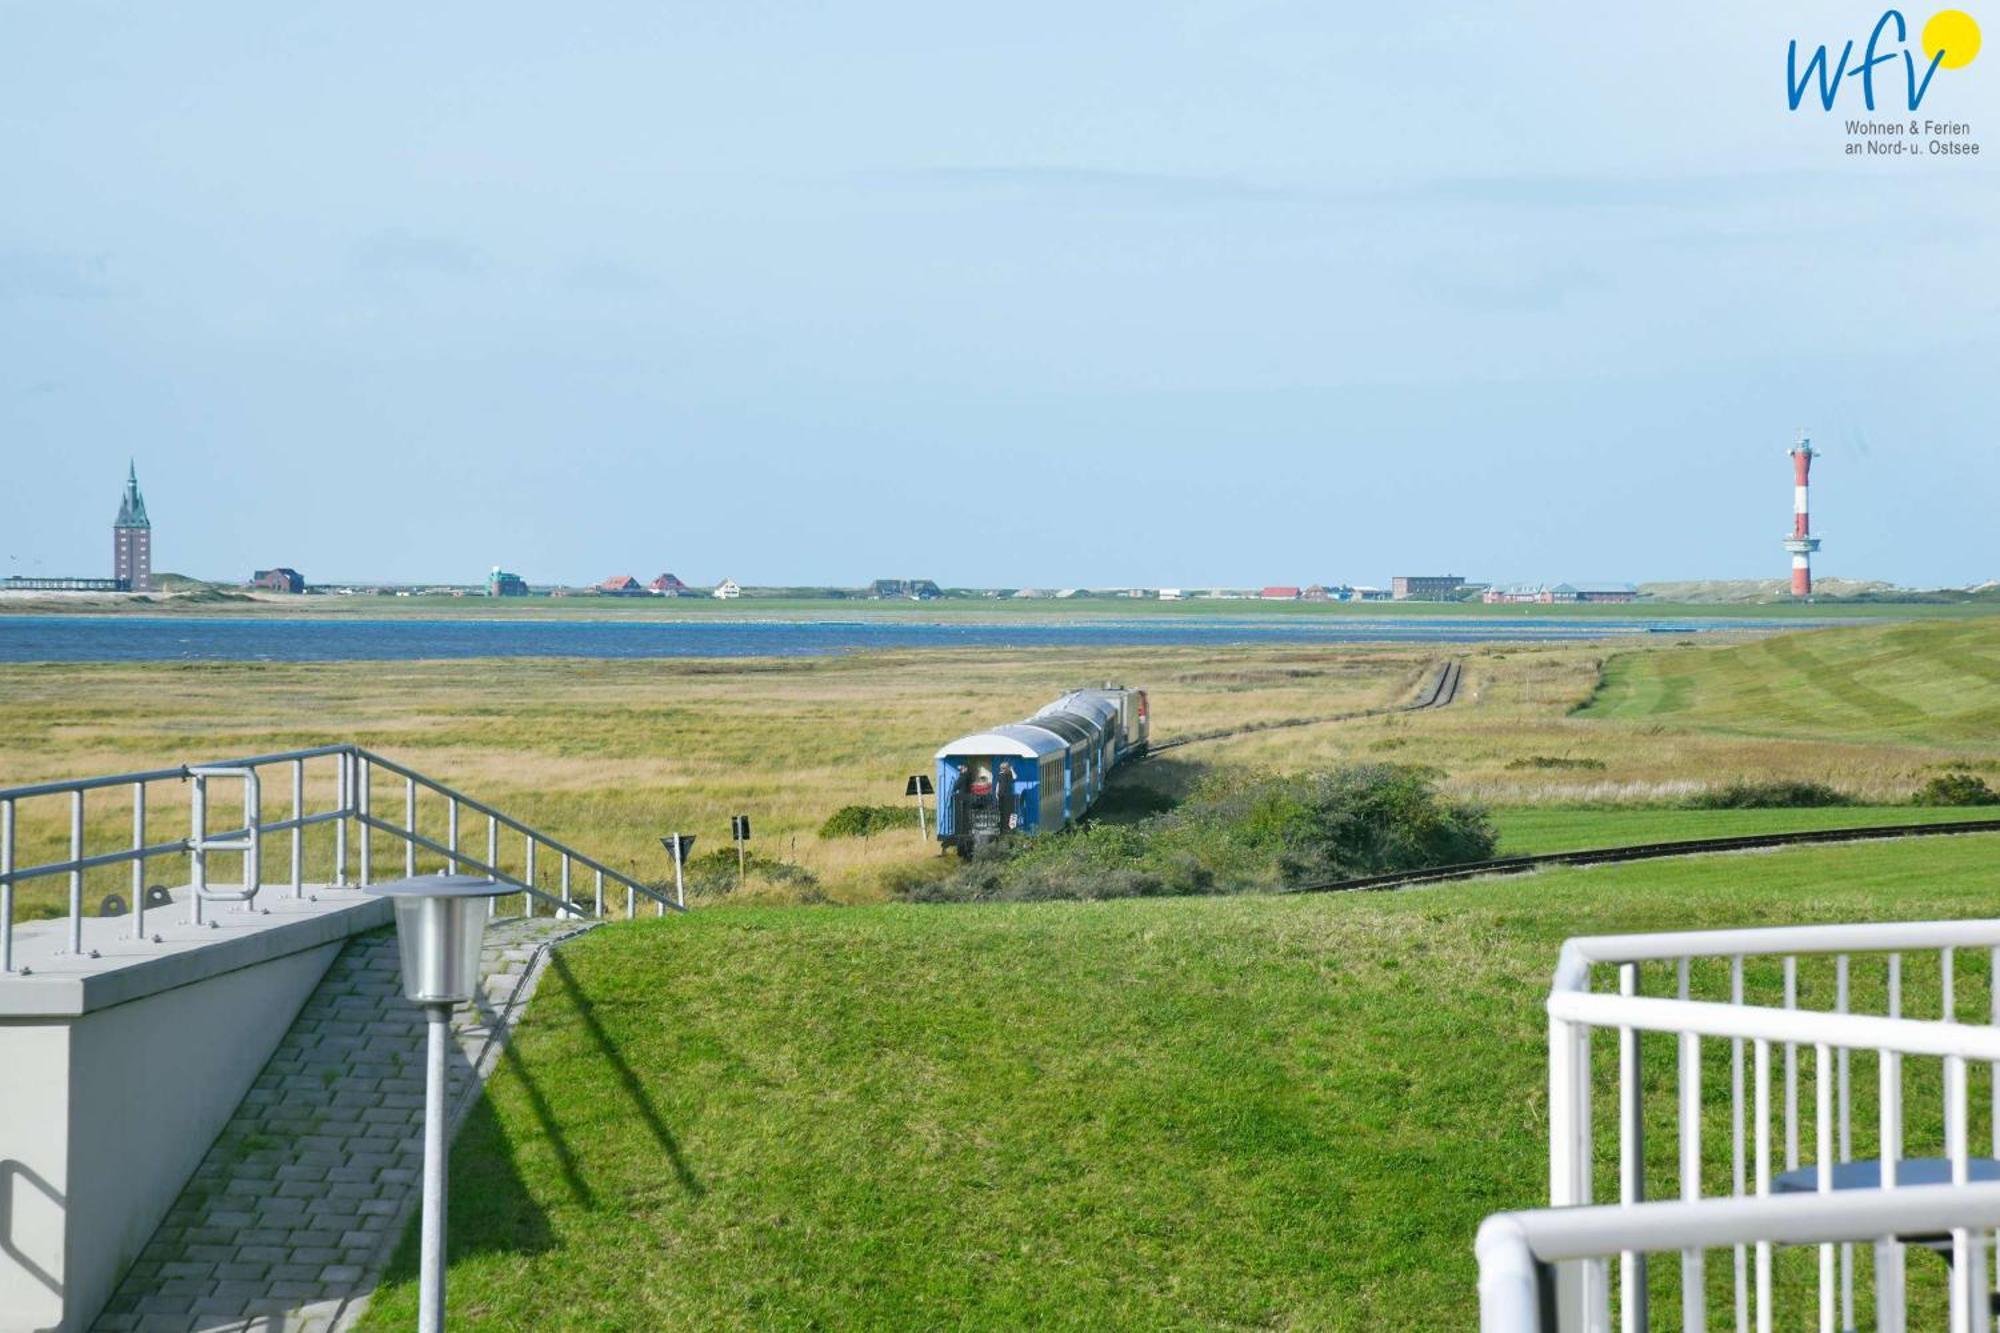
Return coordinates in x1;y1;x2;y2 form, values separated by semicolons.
955;759;1005;847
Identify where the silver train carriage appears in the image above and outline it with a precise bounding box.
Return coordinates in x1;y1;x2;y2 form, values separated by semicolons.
933;684;1148;853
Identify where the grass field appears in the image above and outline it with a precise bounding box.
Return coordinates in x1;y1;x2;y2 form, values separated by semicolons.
1491;803;1999;854
353;834;2000;1330
2;617;1996;914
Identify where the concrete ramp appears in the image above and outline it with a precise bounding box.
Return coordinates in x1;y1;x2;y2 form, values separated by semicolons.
88;916;588;1333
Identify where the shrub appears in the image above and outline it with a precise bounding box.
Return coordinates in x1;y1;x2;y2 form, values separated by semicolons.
1505;755;1607;772
819;804;920;839
677;849;820;899
1915;773;2000;807
1685;780;1854;809
899;764;1495;903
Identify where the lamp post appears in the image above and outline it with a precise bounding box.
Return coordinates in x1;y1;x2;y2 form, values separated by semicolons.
367;874;508;1333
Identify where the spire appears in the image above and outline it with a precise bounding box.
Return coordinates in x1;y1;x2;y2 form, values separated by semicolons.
115;461;150;528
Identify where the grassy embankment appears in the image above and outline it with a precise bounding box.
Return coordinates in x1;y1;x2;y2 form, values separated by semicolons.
355;834;2000;1330
1;617;1996;912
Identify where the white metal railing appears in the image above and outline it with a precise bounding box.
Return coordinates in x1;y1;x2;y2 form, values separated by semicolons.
0;744;679;972
1492;916;2000;1332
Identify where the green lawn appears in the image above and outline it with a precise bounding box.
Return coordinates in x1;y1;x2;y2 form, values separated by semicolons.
1581;618;2000;748
358;834;2000;1330
1491;803;1999;854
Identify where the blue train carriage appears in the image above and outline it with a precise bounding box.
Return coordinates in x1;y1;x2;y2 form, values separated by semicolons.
934;685;1149;854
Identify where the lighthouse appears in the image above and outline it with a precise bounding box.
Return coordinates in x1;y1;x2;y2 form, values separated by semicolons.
1783;432;1820;598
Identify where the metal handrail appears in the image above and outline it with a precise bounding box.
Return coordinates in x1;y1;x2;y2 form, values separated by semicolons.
0;743;679;973
352;748;650;898
1533;912;2000;1332
1478;1184;2000;1332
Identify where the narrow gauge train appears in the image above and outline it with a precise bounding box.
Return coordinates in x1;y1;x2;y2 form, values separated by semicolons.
933;685;1148;854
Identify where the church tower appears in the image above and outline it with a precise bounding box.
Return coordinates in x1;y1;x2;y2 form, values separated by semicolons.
113;461;153;592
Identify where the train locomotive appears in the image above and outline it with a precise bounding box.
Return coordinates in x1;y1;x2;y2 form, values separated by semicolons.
933;684;1148;854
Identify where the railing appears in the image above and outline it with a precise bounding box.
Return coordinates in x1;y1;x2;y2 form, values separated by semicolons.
0;744;678;972
1501;916;2000;1331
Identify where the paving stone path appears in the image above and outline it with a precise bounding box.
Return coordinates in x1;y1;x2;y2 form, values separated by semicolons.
93;914;594;1333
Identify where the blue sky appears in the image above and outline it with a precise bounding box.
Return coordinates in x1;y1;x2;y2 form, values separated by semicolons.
2;2;1996;587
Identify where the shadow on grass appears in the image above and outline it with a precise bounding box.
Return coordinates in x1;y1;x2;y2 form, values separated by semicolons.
546;952;705;1199
1087;756;1207;825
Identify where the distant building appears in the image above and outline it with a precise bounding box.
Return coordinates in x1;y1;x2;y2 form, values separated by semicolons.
1012;588;1048;599
250;568;305;594
1261;586;1301;600
1483;582;1554;604
1482;581;1639;605
868;578;940;600
488;567;529;597
1552;581;1638;604
1157;588;1182;601
113;462;153;592
1301;585;1332;602
648;573;690;597
712;578;742;599
1352;586;1391;601
596;575;644;596
2;575;125;592
1392;575;1465;602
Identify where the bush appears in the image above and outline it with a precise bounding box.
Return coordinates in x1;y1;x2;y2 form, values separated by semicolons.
1505;755;1607;772
1915;773;2000;807
674;849;821;899
1685;780;1855;809
898;764;1495;903
819;804;921;839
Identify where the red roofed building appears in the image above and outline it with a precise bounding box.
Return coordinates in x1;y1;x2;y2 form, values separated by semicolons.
1260;586;1301;600
648;573;690;596
596;575;644;596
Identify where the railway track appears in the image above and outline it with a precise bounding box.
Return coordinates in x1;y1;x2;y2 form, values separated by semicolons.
1142;657;1462;760
1283;816;2000;896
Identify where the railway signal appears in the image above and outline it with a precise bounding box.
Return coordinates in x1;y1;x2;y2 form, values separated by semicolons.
730;815;751;889
905;774;934;838
659;833;696;909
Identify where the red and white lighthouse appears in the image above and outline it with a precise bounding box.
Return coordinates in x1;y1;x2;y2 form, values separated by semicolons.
1784;431;1821;598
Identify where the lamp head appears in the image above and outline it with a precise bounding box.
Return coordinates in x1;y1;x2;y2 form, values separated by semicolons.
367;874;508;1004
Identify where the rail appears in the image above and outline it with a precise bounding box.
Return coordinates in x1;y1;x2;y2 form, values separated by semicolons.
0;744;678;972
1526;914;2000;1331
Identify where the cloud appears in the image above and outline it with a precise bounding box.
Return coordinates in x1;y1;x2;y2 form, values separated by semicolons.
852;165;1297;207
1416;261;1606;312
0;251;112;301
563;258;663;295
348;228;484;280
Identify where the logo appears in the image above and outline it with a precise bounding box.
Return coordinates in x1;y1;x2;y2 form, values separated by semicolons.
1787;9;1981;110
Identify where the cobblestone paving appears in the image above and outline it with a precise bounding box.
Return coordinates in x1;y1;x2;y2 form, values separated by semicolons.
93;914;593;1333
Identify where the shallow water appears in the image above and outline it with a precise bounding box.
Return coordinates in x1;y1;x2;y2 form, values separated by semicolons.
0;614;1801;663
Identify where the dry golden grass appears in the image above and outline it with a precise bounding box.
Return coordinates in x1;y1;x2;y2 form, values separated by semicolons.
2;622;1994;914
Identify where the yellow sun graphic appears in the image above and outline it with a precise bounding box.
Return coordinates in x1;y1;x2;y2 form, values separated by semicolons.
1923;9;1982;68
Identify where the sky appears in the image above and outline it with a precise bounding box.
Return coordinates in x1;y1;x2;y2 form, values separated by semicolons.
2;2;1997;589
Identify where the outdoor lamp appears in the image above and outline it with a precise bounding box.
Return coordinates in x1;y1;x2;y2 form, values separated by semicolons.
368;873;508;1333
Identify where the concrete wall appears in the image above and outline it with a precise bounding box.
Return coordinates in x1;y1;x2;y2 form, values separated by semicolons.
0;895;386;1333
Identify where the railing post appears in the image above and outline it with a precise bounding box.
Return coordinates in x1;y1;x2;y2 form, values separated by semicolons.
594;868;604;918
1618;962;1645;1333
1677;960;1704;1333
291;758;304;896
335;751;350;887
68;788;84;954
486;814;497;893
191;773;207;926
560;853;572;917
359;758;372;887
405;776;417;878
448;800;460;875
1;797;14;973
244;768;262;910
1549;1012;1601;1330
132;780;147;940
525;835;536;918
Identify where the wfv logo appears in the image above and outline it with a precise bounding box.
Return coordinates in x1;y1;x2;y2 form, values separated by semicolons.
1787;9;1982;110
